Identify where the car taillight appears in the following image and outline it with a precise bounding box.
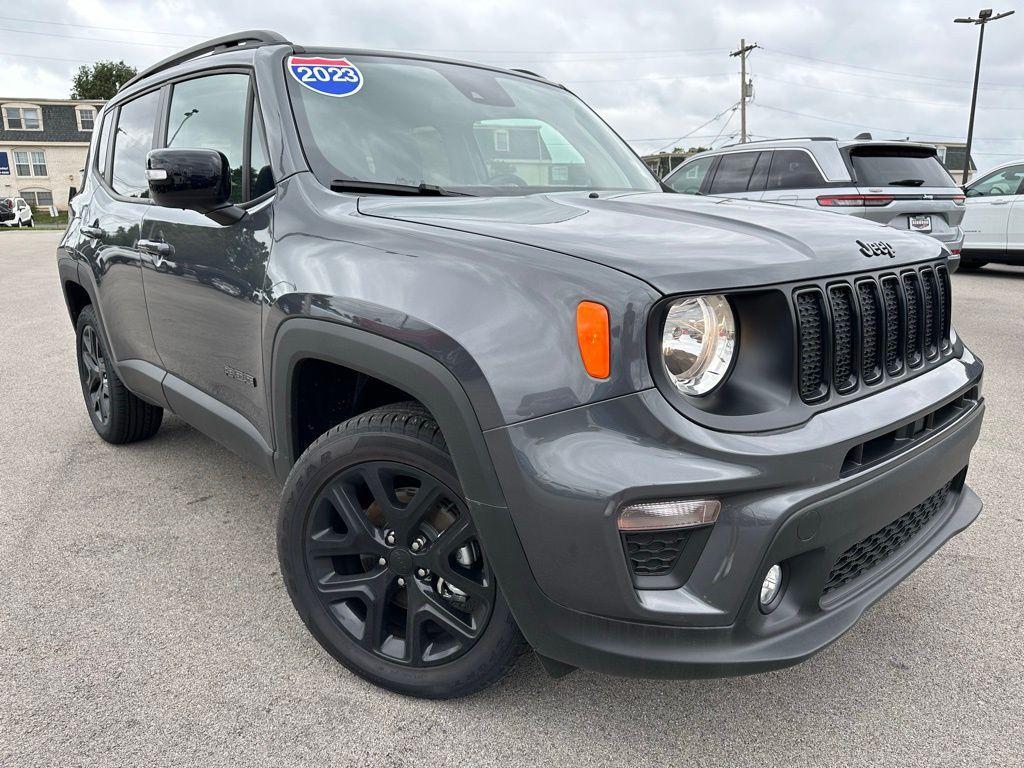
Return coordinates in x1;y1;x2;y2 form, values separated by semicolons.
817;194;894;207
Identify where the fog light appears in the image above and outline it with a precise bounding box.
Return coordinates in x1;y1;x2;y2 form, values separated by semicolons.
759;564;783;611
617;499;720;532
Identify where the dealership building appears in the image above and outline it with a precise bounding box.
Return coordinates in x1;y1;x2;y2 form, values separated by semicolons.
0;97;105;212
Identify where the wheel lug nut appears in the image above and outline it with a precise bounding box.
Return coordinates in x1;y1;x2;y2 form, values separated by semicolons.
385;531;396;545
397;577;406;587
378;557;387;566
411;536;426;552
417;568;428;578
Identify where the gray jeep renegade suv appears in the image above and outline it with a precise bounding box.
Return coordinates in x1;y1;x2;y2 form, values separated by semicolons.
57;31;985;698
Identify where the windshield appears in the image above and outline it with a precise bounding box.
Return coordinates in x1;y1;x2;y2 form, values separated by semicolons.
0;198;12;211
286;54;660;196
849;147;956;188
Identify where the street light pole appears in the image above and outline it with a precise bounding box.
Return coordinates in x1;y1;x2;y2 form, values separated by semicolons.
954;8;1015;184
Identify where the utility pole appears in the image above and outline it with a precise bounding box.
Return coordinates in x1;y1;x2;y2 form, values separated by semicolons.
730;39;758;143
954;9;1015;183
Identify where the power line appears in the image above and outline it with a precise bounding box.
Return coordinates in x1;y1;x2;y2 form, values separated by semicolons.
4;15;202;39
564;72;730;84
762;47;1024;90
654;102;741;153
756;103;1024;141
0;24;178;48
754;74;1024;110
0;50;95;65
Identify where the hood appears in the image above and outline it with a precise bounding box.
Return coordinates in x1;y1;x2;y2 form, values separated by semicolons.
358;191;944;294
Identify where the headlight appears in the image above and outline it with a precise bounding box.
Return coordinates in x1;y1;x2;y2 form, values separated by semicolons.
661;294;736;396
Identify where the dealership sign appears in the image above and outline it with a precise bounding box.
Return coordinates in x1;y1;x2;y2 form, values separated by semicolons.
0;152;9;175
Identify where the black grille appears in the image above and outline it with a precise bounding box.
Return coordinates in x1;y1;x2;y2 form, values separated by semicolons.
936;266;952;352
856;280;883;384
624;530;690;576
823;481;953;595
903;271;923;368
828;285;857;394
880;276;904;376
795;289;828;403
921;268;940;360
795;264;951;403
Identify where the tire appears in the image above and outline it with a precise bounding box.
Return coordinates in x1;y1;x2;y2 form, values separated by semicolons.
278;402;527;698
75;304;163;444
959;260;987;271
25;217;33;228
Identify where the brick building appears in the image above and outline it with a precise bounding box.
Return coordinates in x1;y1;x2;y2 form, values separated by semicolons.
0;98;105;212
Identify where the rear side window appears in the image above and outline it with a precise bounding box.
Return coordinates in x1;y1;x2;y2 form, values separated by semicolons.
849;147;955;188
667;155;715;194
111;90;160;199
766;150;826;190
708;152;759;194
748;151;771;192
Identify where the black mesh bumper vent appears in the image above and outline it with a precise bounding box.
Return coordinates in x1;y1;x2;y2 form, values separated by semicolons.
624;530;691;576
822;481;953;595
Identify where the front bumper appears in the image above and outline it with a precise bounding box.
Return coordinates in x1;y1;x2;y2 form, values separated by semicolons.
478;351;984;678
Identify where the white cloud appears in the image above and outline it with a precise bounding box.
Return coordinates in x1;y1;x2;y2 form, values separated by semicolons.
2;0;1020;171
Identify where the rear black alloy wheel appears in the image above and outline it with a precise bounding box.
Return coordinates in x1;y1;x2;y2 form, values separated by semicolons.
305;460;494;667
80;324;111;425
279;403;526;698
74;305;163;444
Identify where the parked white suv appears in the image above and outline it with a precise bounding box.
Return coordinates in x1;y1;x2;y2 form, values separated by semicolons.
0;197;34;227
960;160;1024;270
664;137;965;265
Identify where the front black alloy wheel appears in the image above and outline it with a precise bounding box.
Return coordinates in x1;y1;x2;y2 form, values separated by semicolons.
305;460;494;666
278;403;526;698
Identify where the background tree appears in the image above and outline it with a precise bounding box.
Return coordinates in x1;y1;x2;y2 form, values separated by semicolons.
70;61;138;100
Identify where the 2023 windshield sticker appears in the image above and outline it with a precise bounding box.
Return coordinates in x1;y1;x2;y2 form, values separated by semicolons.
287;56;363;97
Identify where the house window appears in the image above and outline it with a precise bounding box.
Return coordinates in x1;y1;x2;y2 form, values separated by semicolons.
77;107;95;131
20;190;54;208
493;129;510;152
3;105;42;130
13;150;47;176
31;151;47;176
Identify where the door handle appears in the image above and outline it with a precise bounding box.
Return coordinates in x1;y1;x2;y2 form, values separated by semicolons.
81;225;106;239
137;239;174;257
990;199;1010;206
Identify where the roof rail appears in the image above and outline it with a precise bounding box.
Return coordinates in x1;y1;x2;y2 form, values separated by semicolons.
119;30;291;92
510;68;545;79
724;136;837;146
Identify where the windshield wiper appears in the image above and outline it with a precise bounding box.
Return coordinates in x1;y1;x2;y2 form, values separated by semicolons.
330;180;471;197
888;178;925;187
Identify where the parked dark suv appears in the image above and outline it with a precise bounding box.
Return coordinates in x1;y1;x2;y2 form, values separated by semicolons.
58;31;985;698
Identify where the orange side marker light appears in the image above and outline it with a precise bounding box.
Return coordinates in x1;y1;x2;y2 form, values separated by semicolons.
576;301;610;379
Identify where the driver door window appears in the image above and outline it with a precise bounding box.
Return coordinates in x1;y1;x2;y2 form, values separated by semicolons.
967;165;1024;198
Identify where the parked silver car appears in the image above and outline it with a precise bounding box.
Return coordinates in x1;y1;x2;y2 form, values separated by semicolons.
664;137;965;264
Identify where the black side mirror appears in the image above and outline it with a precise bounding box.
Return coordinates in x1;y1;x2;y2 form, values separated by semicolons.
146;148;243;224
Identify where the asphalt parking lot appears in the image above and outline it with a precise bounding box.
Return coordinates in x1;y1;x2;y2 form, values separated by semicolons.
2;230;1022;767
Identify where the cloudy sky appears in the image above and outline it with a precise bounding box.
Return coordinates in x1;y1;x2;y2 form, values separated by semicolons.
3;0;1021;172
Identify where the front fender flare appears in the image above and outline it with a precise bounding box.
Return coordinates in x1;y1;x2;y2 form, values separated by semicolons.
270;318;507;508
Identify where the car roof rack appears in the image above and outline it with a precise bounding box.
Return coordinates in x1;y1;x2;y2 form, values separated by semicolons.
119;30;291;92
510;68;546;79
729;136;837;146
